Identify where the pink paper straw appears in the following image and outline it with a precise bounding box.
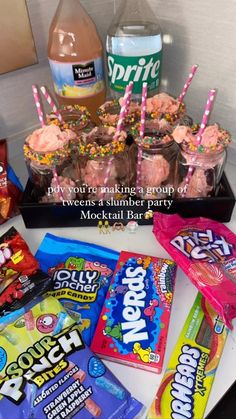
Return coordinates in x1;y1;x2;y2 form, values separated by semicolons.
124;81;134;117
136;83;148;192
32;85;45;128
40;86;64;123
114;82;133;140
181;89;217;197
178;64;198;103
52;168;64;202
102;83;133;199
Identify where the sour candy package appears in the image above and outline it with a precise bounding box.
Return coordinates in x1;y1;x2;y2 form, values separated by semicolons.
0;296;144;419
91;251;176;373
147;293;228;419
35;233;119;345
153;213;236;328
0;227;50;315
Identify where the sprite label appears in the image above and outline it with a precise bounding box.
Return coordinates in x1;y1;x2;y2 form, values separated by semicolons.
107;50;162;94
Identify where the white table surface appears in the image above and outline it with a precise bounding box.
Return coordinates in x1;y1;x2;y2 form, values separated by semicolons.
1;210;236;418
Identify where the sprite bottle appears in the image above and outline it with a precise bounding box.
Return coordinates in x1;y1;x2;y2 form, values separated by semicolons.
106;0;162;101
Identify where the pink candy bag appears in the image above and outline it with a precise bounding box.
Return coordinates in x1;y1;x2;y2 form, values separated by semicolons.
153;213;236;328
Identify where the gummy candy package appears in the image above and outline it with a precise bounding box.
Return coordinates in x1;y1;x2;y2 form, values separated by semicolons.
0;139;23;224
0;227;50;315
0;296;144;419
35;233;119;345
153;213;236;328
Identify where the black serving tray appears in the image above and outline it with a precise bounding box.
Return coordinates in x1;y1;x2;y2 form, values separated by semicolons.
19;173;235;228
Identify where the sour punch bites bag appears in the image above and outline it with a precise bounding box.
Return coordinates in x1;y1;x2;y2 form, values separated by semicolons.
153;213;236;328
36;233;119;345
0;296;144;419
0;227;50;315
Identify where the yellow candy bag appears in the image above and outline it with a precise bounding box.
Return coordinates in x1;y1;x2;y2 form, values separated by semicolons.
147;293;228;419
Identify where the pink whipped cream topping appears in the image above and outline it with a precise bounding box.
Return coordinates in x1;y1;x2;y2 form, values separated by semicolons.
26;124;76;153
146;93;181;114
172;124;226;148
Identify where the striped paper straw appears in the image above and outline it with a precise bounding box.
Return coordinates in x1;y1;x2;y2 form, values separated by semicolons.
40;86;64;123
178;64;198;103
136;83;148;193
52;168;64;202
124;81;134;117
102;83;133;199
181;89;217;197
32;85;45;127
114;83;133;140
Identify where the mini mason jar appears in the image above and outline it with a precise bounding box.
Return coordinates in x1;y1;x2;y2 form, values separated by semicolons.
135;133;179;199
175;145;227;198
23;124;75;195
173;124;231;198
75;126;130;200
47;105;95;135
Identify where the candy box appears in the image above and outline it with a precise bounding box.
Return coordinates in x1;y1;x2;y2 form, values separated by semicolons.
147;293;228;419
91;251;177;373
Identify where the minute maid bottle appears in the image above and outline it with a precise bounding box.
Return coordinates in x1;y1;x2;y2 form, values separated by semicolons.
106;0;162;100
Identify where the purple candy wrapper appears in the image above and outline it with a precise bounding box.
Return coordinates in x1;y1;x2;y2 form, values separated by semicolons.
0;296;144;419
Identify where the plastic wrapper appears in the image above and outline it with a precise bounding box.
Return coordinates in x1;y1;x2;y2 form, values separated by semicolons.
0;139;23;224
153;213;236;328
0;227;50;315
0;296;144;419
147;293;228;419
35;233;119;345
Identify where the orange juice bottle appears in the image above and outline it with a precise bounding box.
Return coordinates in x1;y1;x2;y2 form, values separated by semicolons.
48;0;106;121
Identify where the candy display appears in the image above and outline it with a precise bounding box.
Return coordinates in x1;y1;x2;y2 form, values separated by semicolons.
35;233;119;345
0;296;144;418
91;251;176;373
147;293;228;419
0;227;50;315
153;213;236;328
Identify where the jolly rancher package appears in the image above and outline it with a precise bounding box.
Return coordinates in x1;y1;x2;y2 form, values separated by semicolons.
153;213;236;328
147;293;228;419
0;296;144;418
35;233;119;345
91;251;176;373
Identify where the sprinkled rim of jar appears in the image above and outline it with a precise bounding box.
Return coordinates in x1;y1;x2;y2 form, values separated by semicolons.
23;142;71;166
135;134;174;148
97;100;140;126
77;127;127;159
147;101;186;122
47;105;91;130
180;127;231;154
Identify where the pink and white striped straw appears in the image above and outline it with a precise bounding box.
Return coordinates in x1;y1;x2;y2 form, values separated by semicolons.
32;85;45;128
40;86;64;123
114;82;134;139
102;83;133;198
52;168;64;202
181;89;217;197
136;83;148;192
178;64;198;103
124;81;134;117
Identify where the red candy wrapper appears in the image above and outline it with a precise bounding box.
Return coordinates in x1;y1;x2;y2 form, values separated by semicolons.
0;139;22;224
0;227;50;315
153;213;236;328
